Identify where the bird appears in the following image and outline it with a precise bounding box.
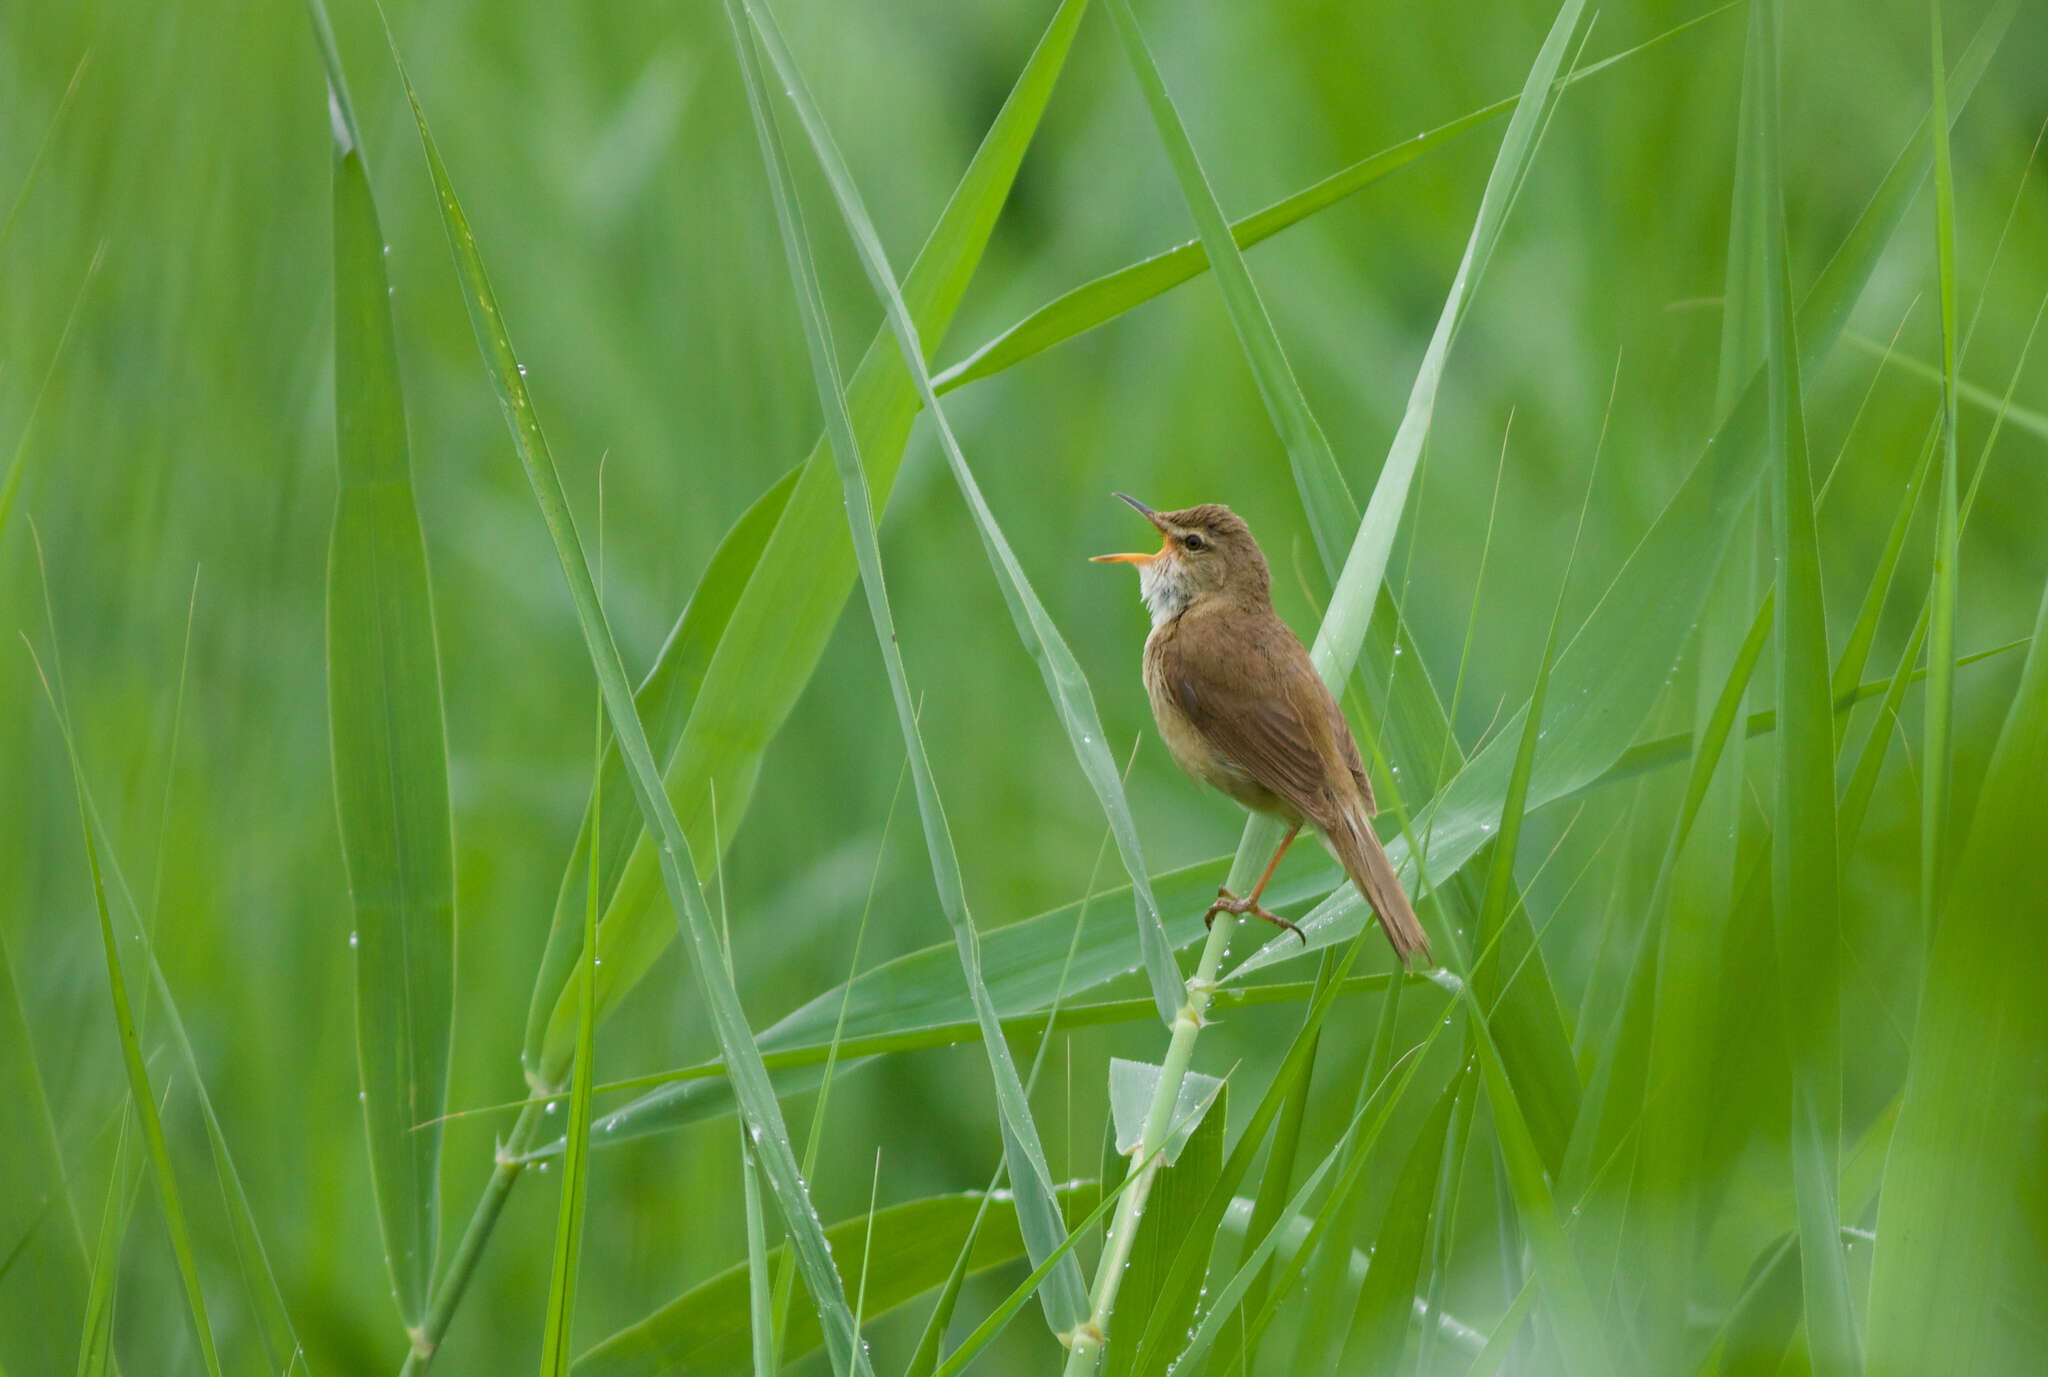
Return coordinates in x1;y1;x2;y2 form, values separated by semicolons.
1093;494;1431;967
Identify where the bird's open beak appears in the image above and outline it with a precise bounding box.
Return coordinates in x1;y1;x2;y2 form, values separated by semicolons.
1090;492;1173;565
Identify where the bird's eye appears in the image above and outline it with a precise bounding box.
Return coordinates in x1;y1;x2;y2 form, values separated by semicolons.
1182;531;1207;551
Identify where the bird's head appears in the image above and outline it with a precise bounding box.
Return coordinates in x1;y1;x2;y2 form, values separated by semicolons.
1091;494;1270;626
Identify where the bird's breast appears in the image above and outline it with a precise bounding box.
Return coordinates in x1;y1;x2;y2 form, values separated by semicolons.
1142;624;1291;818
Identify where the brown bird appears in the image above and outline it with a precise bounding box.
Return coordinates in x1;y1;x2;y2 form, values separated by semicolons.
1093;495;1431;967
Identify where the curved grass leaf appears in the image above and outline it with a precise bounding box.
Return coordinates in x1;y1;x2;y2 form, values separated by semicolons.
1102;0;1357;573
32;661;223;1377
1336;1068;1459;1373
1920;0;1961;938
575;1185;1098;1377
561;0;1093;1076
0;925;93;1377
539;700;606;1375
314;8;456;1325
1175;1023;1451;1375
1755;1;1855;1364
569;860;1336;1150
0;244;101;555
743;0;1180;1036
75;1104;141;1377
727;0;1092;1335
529;465;799;1088
932;4;1740;397
390;43;873;1377
1104;1080;1226;1377
1233;0;2019;981
1864;574;2048;1373
1221;0;1593;1201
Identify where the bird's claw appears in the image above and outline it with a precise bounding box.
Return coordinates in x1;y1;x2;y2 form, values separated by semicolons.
1203;886;1306;945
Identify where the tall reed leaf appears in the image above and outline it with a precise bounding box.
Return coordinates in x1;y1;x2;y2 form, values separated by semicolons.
538;0;1094;1070
0;246;100;555
577;1186;1100;1377
1234;0;2018;977
933;5;1738;396
310;4;455;1328
1865;573;2048;1375
743;0;1182;1031
1754;3;1855;1367
38;671;311;1375
539;699;605;1375
528;466;798;1087
75;1103;140;1377
33;661;223;1377
726;0;1094;1330
1102;0;1357;571
1332;1073;1457;1373
1921;0;1961;937
389;48;873;1377
0;927;91;1376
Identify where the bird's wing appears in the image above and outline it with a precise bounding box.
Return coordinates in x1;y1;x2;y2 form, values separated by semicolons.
1155;607;1357;825
1329;694;1377;815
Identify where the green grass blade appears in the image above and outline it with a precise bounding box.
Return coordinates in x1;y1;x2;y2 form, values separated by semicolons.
1125;926;1418;1375
1461;1277;1537;1377
1831;418;1938;710
573;1185;1098;1377
1921;0;1961;939
1559;581;1769;1201
769;758;905;1368
1104;1080;1226;1377
32;658;223;1377
544;0;1091;1107
65;784;311;1375
1417;1058;1480;1375
540;700;605;1375
1841;332;2048;440
738;0;1182;1034
1305;0;1585;709
1234;0;2018;978
1463;993;1611;1375
0;244;102;555
75;1103;140;1377
0;45;90;257
1470;374;1601;1002
738;1137;773;1377
727;0;1092;1332
45;726;313;1376
1865;572;2048;1374
1230;0;1587;1017
0;924;93;1377
529;466;799;1087
1177;1028;1448;1374
932;4;1739;397
928;1170;1150;1377
324;114;457;1335
310;0;453;1329
1755;1;1855;1366
1232;954;1340;1331
1103;0;1357;572
392;38;875;1375
1338;1070;1459;1372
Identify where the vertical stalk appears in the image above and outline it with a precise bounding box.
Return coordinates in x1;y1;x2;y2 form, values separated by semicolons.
1061;835;1271;1373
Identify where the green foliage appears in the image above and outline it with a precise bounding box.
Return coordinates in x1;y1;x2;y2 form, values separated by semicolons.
5;2;2045;1375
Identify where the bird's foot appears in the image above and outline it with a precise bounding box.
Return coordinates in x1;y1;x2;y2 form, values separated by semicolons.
1203;887;1306;945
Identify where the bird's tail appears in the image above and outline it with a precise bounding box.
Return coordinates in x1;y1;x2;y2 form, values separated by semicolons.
1328;808;1432;967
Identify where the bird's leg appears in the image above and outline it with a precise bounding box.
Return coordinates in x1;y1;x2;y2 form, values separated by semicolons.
1204;822;1306;944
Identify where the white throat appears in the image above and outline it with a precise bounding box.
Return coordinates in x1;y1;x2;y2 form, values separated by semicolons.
1137;557;1190;628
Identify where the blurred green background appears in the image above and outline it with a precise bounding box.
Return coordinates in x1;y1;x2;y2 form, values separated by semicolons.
3;0;2043;1372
